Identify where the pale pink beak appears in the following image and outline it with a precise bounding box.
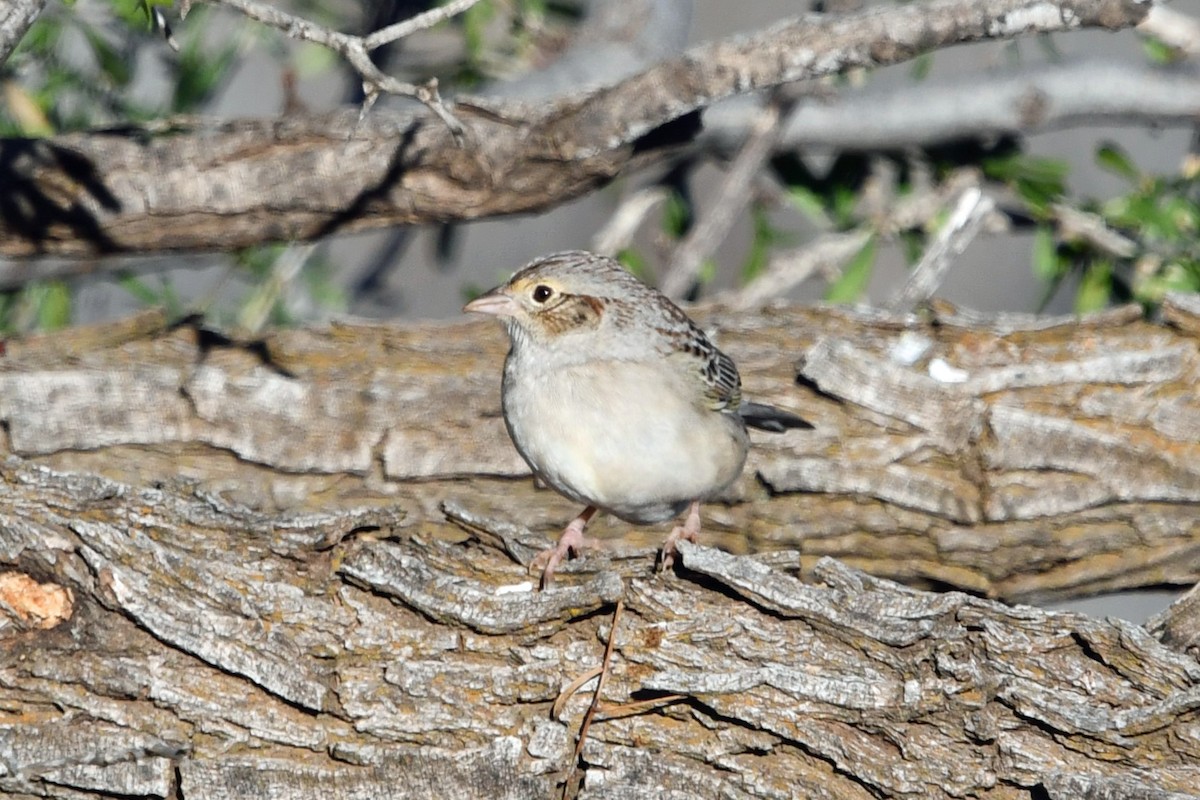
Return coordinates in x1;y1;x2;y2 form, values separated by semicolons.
463;288;519;317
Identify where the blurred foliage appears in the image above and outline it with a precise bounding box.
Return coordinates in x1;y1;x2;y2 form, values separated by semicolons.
1056;142;1200;310
617;27;1200;312
445;0;580;88
1;0;240;333
0;0;571;335
640;129;1200;311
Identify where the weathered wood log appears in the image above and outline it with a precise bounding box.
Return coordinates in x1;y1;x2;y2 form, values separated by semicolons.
2;459;1199;798
3;300;1200;797
2;297;1199;602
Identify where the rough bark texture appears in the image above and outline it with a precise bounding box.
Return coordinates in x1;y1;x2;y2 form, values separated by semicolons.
2;299;1199;798
0;0;1152;258
4;297;1200;602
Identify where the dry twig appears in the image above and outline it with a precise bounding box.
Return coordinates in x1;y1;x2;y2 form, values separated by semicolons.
661;93;797;298
186;0;481;135
887;186;994;310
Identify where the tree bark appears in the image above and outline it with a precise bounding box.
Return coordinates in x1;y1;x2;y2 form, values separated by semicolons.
0;0;1151;258
2;300;1199;798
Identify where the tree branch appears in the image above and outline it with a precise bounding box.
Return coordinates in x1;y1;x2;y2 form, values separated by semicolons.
702;58;1200;154
0;0;45;68
2;450;1198;797
887;185;995;310
661;94;794;298
187;0;483;134
2;297;1198;603
0;0;1152;259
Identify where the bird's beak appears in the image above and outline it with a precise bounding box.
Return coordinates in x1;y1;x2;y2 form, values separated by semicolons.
463;287;519;317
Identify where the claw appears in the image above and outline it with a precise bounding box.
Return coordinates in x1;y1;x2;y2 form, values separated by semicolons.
659;500;702;572
532;506;598;589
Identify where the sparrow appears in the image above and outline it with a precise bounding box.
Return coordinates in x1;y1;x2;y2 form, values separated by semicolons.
465;251;812;587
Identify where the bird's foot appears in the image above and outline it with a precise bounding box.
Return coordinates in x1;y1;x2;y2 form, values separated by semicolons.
658;500;702;572
531;507;599;589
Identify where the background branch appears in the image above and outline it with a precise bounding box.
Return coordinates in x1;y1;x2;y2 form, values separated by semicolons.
661;95;794;298
703;59;1200;154
0;0;44;67
188;0;482;131
0;0;1152;259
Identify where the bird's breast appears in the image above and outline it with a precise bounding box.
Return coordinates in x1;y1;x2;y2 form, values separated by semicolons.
502;356;749;522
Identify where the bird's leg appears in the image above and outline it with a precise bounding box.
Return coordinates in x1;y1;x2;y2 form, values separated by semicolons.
659;500;702;572
531;506;599;588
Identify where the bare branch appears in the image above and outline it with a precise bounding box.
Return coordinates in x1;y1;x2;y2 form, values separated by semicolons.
726;231;873;310
1053;203;1139;259
194;0;474;135
0;0;46;67
236;242;319;334
887;186;995;311
703;59;1200;154
660;95;796;298
0;0;1154;259
591;186;671;256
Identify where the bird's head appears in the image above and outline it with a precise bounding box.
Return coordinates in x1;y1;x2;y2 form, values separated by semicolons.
464;251;646;350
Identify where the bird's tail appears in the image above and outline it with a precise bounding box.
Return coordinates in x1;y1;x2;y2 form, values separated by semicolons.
739;401;814;433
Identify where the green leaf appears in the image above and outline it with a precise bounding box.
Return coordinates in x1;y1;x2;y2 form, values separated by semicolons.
173;23;237;113
157;275;183;317
617;248;650;281
1133;261;1200;304
300;254;346;312
462;1;496;63
830;184;858;229
118;273;161;305
1074;260;1112;314
81;26;132;88
1095;142;1139;182
1031;224;1063;281
17;18;61;57
984;153;1069;215
1143;36;1180;65
460;283;484;304
900;230;925;265
295;41;338;77
825;237;877;304
661;192;692;239
786;186;830;224
740;207;783;285
910;53;933;81
37;282;72;330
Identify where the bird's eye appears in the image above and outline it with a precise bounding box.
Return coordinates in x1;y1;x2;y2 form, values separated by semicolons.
532;285;554;303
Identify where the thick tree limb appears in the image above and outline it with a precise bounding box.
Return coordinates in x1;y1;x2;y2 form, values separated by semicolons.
3;300;1200;796
2;457;1198;798
2;296;1198;604
0;0;1151;259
